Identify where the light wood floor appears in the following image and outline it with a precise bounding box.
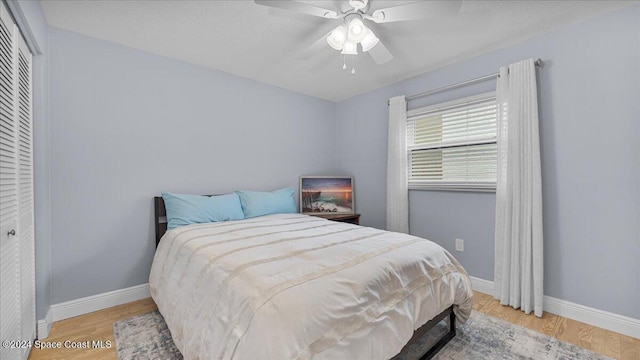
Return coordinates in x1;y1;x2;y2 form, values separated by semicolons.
28;291;639;360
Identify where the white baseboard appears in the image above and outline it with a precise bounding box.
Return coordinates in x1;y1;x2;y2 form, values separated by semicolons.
48;283;150;324
36;307;52;339
470;276;494;295
469;276;640;339
543;296;640;339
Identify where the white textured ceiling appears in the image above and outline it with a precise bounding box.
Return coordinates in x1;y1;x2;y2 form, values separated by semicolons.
40;0;635;101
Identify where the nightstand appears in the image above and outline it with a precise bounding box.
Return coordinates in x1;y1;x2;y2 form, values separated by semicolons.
308;213;361;225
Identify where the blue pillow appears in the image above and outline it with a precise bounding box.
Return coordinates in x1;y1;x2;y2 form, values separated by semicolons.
236;188;297;218
161;192;245;229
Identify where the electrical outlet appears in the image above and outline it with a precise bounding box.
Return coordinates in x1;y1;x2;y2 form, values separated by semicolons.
455;238;464;252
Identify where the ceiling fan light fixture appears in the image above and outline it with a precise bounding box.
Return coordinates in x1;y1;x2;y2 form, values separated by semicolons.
327;25;347;50
360;28;379;52
341;41;358;55
347;18;366;42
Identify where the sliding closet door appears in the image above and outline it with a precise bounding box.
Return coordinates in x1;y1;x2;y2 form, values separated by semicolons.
0;2;21;359
17;30;34;351
0;2;35;359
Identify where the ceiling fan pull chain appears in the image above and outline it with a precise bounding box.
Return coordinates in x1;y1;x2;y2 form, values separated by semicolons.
351;55;356;74
343;55;347;70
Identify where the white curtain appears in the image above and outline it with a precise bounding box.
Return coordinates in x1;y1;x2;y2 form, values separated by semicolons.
386;95;409;233
493;59;544;317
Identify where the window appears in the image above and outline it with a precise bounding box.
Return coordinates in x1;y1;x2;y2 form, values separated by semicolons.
407;92;497;191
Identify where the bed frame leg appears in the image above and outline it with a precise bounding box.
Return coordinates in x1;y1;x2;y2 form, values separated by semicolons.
418;307;456;360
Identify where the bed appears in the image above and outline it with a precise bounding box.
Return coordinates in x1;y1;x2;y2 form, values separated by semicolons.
150;196;473;359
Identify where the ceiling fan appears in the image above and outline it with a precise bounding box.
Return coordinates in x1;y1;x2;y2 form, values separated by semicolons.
254;0;462;67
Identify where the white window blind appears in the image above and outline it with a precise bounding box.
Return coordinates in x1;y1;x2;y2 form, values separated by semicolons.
407;92;497;191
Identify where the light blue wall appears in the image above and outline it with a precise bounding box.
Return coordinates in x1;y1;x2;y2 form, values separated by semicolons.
11;0;51;320
336;5;640;319
48;28;337;304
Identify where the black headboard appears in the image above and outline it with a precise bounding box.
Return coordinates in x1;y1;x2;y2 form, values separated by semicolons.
153;196;167;247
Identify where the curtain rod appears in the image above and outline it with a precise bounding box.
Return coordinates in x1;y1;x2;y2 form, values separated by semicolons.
394;58;543;104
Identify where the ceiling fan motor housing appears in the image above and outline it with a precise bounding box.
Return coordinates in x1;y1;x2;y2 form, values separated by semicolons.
349;0;368;11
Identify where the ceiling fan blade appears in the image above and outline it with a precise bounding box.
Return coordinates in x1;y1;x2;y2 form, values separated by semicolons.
368;40;393;65
293;31;331;60
254;0;339;19
371;0;462;23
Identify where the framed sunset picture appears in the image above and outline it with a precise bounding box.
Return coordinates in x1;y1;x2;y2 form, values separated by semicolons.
300;176;354;214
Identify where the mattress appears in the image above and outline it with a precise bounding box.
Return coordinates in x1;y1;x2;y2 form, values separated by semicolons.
149;213;473;360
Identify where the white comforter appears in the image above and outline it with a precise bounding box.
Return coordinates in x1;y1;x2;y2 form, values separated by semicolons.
149;214;473;360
